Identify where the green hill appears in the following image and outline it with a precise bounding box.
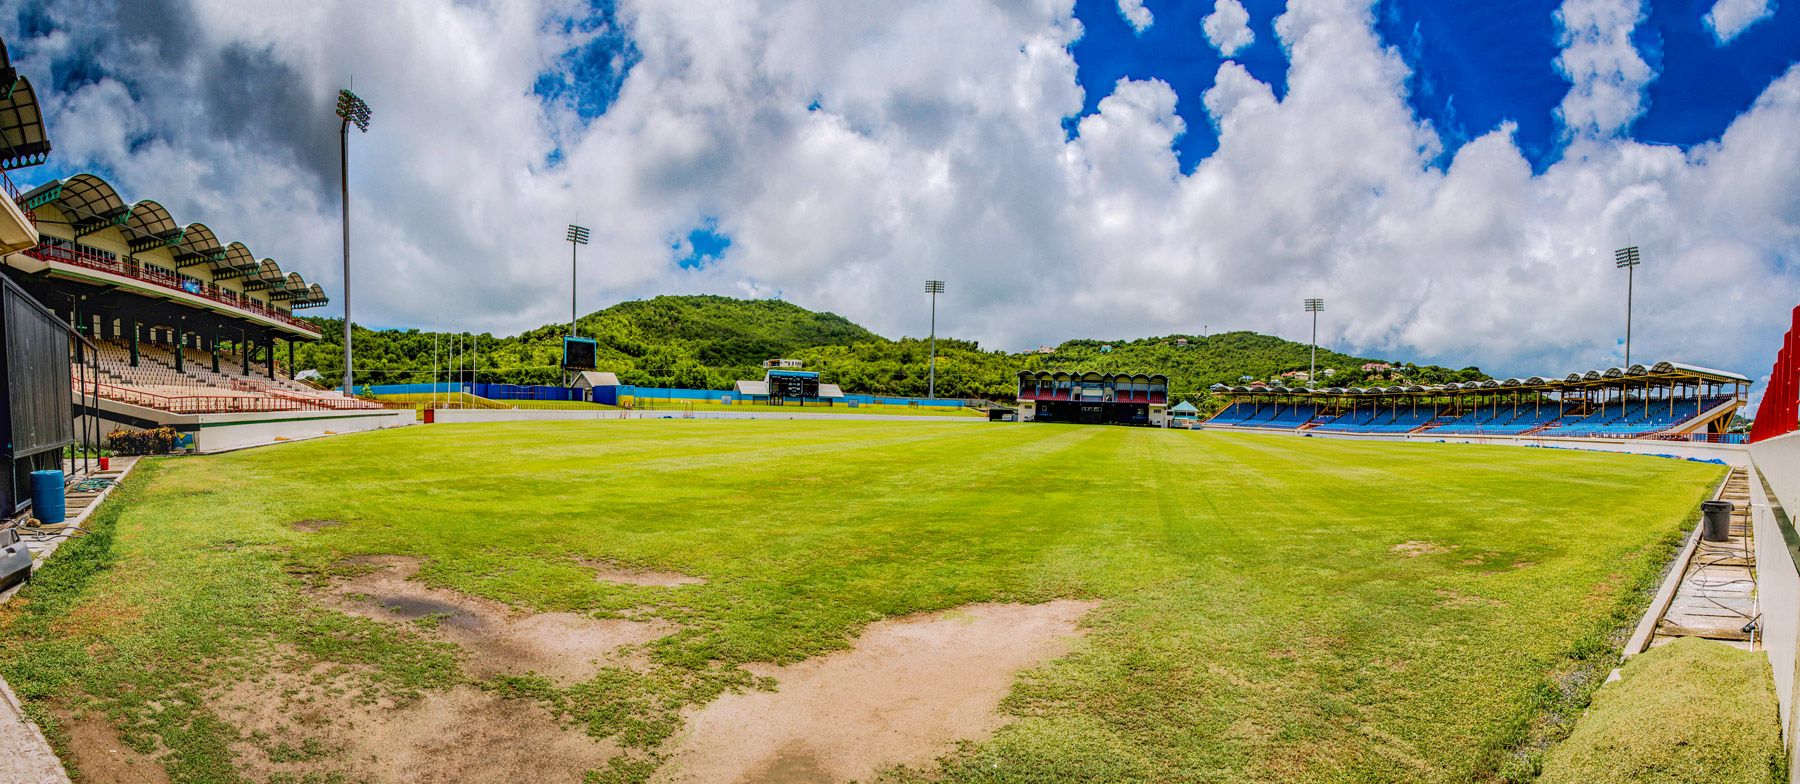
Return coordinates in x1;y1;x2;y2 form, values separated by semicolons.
294;295;1484;403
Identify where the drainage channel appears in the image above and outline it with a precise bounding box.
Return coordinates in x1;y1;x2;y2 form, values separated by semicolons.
1652;467;1759;649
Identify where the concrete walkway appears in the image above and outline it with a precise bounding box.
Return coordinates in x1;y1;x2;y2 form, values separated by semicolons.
1653;467;1758;649
0;455;142;784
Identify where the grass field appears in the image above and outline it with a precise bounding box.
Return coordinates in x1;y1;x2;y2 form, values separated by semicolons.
0;422;1722;783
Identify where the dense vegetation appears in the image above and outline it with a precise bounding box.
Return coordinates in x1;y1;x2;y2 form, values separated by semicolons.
294;294;1486;403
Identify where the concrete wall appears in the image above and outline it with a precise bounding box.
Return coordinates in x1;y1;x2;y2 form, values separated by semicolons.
1755;430;1800;513
1232;427;1752;465
84;398;413;453
1749;431;1800;780
189;409;413;452
1751;461;1799;778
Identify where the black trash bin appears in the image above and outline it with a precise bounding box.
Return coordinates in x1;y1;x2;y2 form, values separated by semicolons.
1701;500;1735;542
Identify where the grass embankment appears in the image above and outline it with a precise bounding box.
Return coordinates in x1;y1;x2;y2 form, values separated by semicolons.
0;423;1722;782
1539;637;1783;783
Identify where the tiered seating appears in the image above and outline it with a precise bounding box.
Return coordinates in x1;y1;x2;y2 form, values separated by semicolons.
80;340;378;413
1356;407;1440;433
1206;402;1315;428
1426;405;1560;435
1538;397;1734;438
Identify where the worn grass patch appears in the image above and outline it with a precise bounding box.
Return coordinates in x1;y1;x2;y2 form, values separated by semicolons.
1538;637;1783;784
0;421;1724;782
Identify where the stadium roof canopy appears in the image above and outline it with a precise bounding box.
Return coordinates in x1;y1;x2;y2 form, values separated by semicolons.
0;37;50;170
18;171;328;309
1208;359;1749;397
1017;370;1170;382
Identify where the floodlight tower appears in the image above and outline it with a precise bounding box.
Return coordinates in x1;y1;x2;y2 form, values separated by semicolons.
926;280;945;399
567;224;590;338
1615;246;1641;366
335;88;371;394
1304;298;1324;387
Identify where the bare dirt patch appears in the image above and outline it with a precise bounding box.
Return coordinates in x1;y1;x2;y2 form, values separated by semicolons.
56;708;172;784
321;556;673;684
208;647;621;784
581;558;706;587
290;518;344;533
1391;540;1453;557
1434;588;1500;609
654;599;1097;784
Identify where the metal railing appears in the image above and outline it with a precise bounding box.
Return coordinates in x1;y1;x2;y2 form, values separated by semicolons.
229;377;383;410
23;244;318;334
83;379;350;415
1;168;20;206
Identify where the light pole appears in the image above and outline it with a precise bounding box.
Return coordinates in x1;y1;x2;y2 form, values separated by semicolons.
567;224;590;338
1305;298;1324;387
1615;246;1640;366
926;280;945;399
335;88;371;394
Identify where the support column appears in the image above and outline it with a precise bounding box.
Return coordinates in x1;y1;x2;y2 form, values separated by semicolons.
130;320;140;366
266;338;275;380
242;331;251;375
211;331;221;374
287;339;295;380
175;323;185;373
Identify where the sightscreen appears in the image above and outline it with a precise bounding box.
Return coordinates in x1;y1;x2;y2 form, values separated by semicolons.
562;337;598;370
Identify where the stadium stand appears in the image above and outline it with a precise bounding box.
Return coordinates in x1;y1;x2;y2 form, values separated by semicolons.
1016;371;1169;425
0;170;380;417
80;339;378;414
0;61;408;451
1206;362;1747;441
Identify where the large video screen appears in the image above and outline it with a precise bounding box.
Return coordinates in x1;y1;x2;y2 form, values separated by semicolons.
562;337;599;370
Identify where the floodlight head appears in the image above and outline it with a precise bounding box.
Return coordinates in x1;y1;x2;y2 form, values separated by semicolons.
336;89;372;133
567;224;590;245
925;280;945;294
1614;246;1641;268
1304;298;1324;312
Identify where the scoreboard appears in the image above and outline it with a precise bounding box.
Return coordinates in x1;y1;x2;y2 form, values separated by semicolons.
562;337;598;370
767;374;819;399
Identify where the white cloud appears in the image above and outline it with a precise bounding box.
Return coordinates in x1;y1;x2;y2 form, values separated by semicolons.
8;0;1798;385
1203;0;1256;57
1705;0;1778;43
1117;0;1153;33
1554;0;1653;139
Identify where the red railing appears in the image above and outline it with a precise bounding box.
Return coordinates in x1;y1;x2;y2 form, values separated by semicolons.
23;244;318;334
1751;304;1800;444
82;380;346;415
230;377;382;410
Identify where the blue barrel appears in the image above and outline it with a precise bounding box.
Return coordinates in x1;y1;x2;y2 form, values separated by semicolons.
30;469;65;524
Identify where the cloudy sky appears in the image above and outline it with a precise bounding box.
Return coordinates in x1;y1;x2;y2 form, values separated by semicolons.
4;0;1797;383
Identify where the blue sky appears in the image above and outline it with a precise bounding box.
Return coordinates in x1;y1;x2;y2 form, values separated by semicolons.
4;0;1797;384
530;0;1800;177
1067;0;1799;173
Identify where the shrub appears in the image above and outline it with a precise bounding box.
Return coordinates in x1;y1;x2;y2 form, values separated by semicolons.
106;427;181;455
